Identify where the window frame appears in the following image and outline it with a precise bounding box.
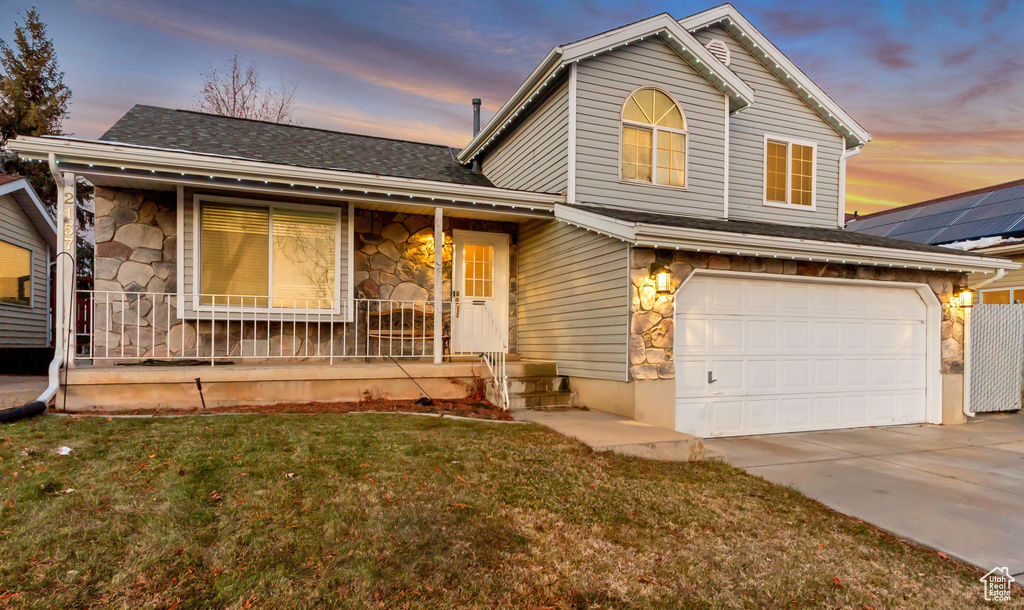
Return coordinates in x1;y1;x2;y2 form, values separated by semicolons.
619;86;690;191
980;287;1024;304
762;133;817;211
0;238;33;308
192;194;345;316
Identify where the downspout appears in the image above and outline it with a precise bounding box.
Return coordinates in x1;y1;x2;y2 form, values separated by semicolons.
38;153;66;405
962;268;1006;417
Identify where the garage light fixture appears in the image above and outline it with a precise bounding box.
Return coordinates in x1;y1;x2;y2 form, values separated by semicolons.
651;263;672;294
951;286;974;309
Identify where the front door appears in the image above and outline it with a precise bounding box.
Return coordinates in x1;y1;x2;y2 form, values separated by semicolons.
452;230;509;354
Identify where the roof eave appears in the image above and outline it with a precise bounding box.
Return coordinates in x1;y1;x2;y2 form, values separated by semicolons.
456;48;565;164
10;136;564;210
679;5;871;149
554;203;1018;274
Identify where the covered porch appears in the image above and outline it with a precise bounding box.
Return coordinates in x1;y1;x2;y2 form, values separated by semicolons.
11;135;565;412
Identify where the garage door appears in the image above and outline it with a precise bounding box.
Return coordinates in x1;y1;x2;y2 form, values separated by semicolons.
674;275;928;437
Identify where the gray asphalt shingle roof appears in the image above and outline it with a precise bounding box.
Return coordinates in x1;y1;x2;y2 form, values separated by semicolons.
567;203;987;258
98;105;494;188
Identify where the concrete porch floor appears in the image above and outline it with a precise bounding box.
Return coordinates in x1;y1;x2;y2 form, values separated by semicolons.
514;408;705;461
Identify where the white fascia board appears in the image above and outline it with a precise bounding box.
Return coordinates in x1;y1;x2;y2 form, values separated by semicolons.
679;5;871;149
457;49;564;163
559;14;754;111
632;224;1019;273
0;177;57;245
554;203;637;240
11;136;563;209
555;203;1018;273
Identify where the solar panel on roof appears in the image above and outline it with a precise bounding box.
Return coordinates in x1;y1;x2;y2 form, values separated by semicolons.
931;214;1024;244
974;184;1024;206
889;228;945;244
905;192;990;216
887;209;965;236
956;198;1024;224
849;204;925;230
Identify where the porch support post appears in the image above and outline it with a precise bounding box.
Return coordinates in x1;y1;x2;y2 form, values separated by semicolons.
433;207;443;364
56;170;78;368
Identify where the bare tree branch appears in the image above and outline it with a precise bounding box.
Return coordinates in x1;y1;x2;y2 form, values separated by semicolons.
194;53;298;124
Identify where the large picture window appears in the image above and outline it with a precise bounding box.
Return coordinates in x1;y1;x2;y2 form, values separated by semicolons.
0;240;32;307
199;199;339;310
621;87;688;188
764;135;816;208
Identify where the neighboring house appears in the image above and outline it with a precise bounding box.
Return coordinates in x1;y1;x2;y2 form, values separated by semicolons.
846;177;1024;302
10;5;1017;437
0;174;55;371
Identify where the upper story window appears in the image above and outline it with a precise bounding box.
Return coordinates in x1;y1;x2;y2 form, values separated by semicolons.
0;239;32;307
764;135;816;208
621;87;688;188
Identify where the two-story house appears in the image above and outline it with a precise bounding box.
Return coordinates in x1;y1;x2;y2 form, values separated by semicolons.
10;5;1016;437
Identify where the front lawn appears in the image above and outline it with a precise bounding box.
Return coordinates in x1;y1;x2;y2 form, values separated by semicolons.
0;413;1011;609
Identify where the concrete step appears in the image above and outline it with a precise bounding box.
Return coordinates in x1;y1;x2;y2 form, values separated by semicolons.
507;375;568;394
505;361;558;377
507;390;576;410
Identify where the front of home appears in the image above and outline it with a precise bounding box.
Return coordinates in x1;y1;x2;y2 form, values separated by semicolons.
10;5;1017;436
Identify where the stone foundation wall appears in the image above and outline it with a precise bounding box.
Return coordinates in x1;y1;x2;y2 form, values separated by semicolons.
629;247;966;381
89;188;518;359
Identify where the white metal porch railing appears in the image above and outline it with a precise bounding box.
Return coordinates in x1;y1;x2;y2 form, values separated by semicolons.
477;300;510;411
75;290;511;409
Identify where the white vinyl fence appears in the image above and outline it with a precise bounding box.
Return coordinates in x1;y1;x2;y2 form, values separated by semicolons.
969;304;1024;413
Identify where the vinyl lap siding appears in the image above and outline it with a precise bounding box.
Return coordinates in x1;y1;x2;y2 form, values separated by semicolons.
482;78;569;193
0;193;49;347
575;37;726;217
693;26;843;228
517;219;629;380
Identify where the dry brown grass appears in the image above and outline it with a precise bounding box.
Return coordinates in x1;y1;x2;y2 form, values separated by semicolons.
0;413;1016;609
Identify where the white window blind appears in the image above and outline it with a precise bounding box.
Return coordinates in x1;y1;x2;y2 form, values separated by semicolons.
199;201;339;309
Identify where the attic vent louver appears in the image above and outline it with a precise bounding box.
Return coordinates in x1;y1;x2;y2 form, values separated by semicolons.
705;39;730;66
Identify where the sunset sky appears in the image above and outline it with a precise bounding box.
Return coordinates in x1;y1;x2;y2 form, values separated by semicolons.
2;0;1022;215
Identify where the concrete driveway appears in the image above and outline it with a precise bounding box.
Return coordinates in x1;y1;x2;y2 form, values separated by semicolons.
705;411;1024;577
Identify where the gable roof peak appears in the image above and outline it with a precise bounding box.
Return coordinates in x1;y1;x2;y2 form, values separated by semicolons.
458;11;754;164
679;4;870;149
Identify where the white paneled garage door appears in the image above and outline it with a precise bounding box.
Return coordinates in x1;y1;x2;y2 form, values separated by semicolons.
675;275;928;437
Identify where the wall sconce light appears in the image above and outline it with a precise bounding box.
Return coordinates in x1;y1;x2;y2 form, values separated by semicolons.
952;285;974;309
650;263;671;294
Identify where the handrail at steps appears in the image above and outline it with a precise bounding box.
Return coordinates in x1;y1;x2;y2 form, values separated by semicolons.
477;301;510;410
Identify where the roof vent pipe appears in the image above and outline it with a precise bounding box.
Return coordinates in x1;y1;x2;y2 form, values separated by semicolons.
472;98;481;136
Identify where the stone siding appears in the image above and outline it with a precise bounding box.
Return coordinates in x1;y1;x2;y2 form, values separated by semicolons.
629;247;966;381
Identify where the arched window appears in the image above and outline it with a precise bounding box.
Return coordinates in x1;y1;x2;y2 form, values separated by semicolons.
621;88;687;188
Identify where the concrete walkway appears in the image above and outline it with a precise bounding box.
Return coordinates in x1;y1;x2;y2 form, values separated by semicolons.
0;376;47;409
705;411;1024;576
514;408;705;461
